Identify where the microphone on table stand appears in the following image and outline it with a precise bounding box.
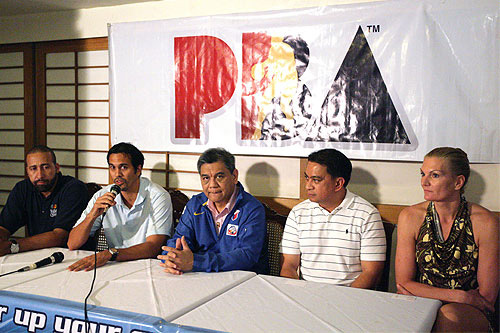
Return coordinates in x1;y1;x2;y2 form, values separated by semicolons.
0;252;65;277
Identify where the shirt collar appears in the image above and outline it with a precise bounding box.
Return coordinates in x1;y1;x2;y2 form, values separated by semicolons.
335;189;355;211
312;189;355;215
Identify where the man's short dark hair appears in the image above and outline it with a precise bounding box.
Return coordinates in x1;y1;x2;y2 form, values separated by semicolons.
107;142;144;172
308;149;352;187
197;148;235;174
26;145;57;164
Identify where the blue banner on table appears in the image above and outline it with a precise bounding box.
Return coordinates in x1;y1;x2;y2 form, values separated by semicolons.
0;290;218;333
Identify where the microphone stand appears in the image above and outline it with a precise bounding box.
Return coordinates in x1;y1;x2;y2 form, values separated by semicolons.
0;252;64;277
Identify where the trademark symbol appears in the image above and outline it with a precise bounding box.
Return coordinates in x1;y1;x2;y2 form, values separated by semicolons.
367;25;380;33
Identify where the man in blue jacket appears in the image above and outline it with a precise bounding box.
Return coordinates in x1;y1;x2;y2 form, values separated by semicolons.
159;148;268;274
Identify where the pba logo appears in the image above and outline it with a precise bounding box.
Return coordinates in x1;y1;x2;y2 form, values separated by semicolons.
226;224;238;237
174;27;416;149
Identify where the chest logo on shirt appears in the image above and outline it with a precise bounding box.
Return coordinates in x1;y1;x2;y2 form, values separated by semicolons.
231;209;240;221
226;224;238;236
50;204;57;218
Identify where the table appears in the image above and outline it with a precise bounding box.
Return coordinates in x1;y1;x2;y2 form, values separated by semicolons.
0;248;254;332
173;275;442;332
0;248;441;332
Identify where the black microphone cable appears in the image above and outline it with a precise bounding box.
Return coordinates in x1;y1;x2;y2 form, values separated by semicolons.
84;184;120;333
0;270;17;278
84;238;98;333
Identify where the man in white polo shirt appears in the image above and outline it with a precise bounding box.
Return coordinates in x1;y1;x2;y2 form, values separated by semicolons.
67;142;173;271
280;149;386;288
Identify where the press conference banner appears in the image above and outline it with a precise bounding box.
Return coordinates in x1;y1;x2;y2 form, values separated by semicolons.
109;0;499;162
0;291;213;333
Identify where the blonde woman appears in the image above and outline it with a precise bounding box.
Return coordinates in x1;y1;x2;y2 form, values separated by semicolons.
396;147;498;332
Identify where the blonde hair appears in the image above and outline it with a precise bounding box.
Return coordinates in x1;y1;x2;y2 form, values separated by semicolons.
425;147;470;194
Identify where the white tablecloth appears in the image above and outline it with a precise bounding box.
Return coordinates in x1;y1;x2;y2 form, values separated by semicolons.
1;248;441;332
0;247;255;321
173;275;442;332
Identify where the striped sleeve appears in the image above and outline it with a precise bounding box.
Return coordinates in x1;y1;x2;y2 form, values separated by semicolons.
359;209;386;261
279;208;300;255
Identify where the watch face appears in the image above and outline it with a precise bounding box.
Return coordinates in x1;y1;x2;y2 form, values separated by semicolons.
10;242;20;254
109;248;118;261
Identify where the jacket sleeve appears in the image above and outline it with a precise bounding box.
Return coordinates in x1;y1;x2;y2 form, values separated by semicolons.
192;202;266;272
162;202;197;254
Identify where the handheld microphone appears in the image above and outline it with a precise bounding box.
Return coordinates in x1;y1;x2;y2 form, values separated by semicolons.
103;184;121;214
17;252;64;272
109;184;121;196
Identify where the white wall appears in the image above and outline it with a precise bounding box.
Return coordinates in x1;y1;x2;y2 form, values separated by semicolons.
0;0;378;44
0;0;498;211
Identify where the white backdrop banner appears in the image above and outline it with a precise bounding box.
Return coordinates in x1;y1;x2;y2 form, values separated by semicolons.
109;0;499;162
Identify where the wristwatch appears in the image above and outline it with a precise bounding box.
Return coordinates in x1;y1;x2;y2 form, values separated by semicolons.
108;248;119;261
10;239;19;254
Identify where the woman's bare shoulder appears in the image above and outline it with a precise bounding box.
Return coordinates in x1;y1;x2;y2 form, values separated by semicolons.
468;203;499;251
469;203;499;227
400;202;428;220
398;202;428;227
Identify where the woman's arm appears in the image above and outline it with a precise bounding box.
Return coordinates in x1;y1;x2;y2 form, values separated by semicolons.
472;204;499;306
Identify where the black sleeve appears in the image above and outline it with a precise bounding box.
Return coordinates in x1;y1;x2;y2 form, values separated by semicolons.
0;181;28;235
52;180;88;232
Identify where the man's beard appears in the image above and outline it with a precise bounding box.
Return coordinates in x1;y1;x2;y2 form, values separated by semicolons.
34;175;57;193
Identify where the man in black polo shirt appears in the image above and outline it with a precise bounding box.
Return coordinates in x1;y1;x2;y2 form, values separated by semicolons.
0;145;88;256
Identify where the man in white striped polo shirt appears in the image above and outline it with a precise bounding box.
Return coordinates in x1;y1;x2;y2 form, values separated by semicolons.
280;149;386;288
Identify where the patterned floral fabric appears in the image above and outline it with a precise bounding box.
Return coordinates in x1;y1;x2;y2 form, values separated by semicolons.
415;198;478;290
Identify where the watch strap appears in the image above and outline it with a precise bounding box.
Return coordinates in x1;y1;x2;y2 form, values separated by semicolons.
108;248;118;261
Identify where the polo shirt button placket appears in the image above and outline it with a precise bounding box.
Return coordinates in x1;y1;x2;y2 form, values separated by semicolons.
329;208;340;218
